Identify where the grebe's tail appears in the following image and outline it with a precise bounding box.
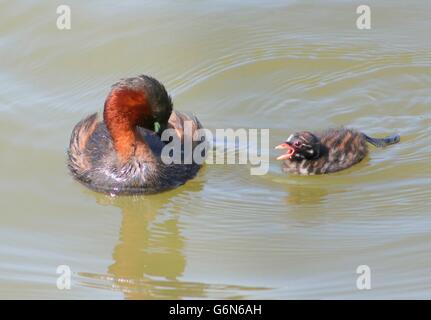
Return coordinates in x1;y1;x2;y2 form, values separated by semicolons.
67;113;98;177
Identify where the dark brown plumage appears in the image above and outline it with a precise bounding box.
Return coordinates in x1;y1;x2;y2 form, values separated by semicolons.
67;75;204;195
275;128;400;175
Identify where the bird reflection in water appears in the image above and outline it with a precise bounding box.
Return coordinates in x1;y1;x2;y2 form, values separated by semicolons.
78;175;269;299
80;180;205;299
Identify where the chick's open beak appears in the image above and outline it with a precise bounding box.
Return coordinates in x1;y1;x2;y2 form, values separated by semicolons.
275;142;295;160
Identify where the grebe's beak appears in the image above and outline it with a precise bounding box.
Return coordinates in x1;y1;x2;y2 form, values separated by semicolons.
154;121;168;138
275;142;295;160
154;121;161;134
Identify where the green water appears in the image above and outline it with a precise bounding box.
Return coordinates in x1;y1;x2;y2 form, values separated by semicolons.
1;0;431;299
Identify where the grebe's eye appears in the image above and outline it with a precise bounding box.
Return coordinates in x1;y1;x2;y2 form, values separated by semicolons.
294;141;302;147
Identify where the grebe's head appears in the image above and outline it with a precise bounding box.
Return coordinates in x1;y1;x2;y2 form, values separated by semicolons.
275;131;321;161
103;75;173;137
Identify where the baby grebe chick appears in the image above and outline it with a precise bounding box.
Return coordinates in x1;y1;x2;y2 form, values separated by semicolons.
275;128;400;175
68;75;203;195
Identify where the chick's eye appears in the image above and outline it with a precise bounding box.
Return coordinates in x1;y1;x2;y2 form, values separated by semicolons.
294;141;302;147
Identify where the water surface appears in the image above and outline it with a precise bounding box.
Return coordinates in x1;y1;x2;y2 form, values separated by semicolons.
1;0;431;299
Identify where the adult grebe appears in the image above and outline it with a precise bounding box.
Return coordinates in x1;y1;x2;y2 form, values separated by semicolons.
68;75;203;194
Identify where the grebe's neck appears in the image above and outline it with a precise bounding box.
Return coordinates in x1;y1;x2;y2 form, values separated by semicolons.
108;121;139;162
103;88;151;162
